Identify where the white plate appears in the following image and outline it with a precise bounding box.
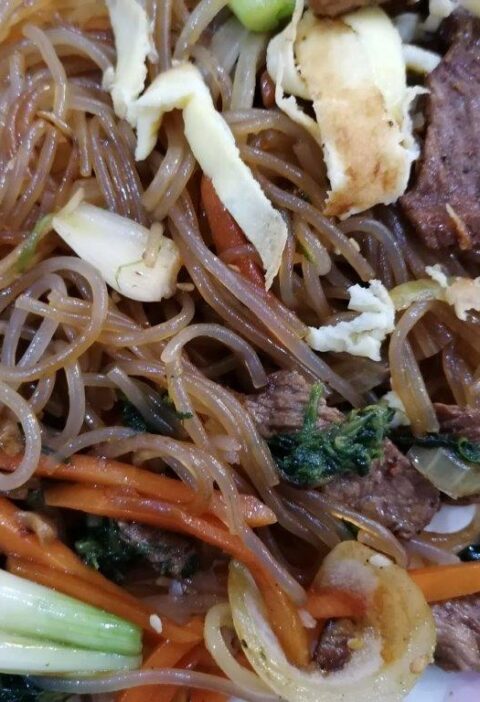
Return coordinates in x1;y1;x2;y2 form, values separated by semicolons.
407;666;480;701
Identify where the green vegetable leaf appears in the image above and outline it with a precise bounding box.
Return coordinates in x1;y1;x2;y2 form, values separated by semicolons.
120;395;192;435
120;400;149;434
74;517;141;584
0;675;69;702
268;385;393;488
393;432;480;465
229;0;295;32
75;518;199;582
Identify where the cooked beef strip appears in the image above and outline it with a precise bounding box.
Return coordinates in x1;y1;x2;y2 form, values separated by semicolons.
401;12;480;250
118;522;199;578
314;618;357;672
242;370;342;439
438;7;480;46
322;439;440;538
435;403;480;443
432;595;480;671
243;371;440;538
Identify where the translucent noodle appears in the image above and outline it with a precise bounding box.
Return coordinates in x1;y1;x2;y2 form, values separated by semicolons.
0;3;479;694
389;301;440;435
204;603;273;695
34;670;279;701
0;380;42;490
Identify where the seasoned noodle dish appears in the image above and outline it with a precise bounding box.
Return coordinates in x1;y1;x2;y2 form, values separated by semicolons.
2;0;480;700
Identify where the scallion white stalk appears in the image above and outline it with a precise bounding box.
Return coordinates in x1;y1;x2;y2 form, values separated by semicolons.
0;632;140;675
0;570;143;678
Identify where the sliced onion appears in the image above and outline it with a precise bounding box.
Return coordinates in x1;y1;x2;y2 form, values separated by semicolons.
229;542;436;702
408;446;480;499
389;279;443;312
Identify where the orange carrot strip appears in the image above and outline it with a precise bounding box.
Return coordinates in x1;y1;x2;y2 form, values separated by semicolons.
7;556;203;643
201;176;266;289
257;577;310;669
45;484;271;576
7;555;203;644
0;496;130;599
125;643;214;702
45;483;311;667
306;587;366;620
190;692;228;702
409;562;480;603
0;452;276;528
7;556;152;631
119;640;197;702
0;497;201;641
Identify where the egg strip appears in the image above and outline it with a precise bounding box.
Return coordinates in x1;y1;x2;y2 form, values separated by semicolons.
130;62;288;289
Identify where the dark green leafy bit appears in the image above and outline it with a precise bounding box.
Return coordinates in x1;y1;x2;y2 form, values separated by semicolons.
459;544;480;562
268;384;393;488
120;396;192;436
74;517;142;583
74;517;198;583
120;400;149;434
393;432;480;465
0;675;68;702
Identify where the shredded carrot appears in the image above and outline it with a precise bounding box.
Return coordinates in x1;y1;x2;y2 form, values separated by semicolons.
123;643;216;702
44;483;311;668
44;483;274;578
306;587;366;620
189;692;228;702
7;556;151;630
0;496;202;641
409;562;480;603
201;176;266;288
118;640;197;702
0;452;276;528
0;496;128;599
257;576;310;669
7;556;204;644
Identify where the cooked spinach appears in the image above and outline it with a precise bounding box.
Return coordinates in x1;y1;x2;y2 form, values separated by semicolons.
393;431;480;465
120;395;192;436
268;384;393;488
74;517;142;583
74;517;198;582
0;675;68;702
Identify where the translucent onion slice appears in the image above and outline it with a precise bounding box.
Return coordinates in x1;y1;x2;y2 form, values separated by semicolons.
229;542;436;702
52;199;181;302
389;279;443;311
409;446;480;499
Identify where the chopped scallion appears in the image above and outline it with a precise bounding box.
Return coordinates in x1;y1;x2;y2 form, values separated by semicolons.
229;0;295;32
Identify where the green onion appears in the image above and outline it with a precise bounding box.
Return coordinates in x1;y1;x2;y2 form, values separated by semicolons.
408;446;480;499
0;569;142;677
16;215;53;274
0;632;140;676
228;0;295;32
